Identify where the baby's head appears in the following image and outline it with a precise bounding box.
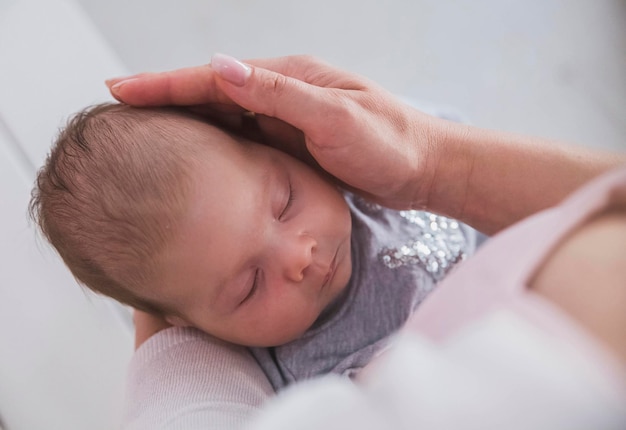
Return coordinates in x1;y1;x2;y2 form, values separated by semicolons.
31;103;352;347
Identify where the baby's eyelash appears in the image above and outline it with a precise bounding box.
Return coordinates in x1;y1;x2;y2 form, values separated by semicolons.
241;269;260;305
279;180;295;220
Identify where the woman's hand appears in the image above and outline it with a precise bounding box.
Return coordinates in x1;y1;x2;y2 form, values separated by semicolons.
107;54;441;210
108;54;625;234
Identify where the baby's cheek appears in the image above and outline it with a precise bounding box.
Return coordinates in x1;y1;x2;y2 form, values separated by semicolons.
254;295;313;340
287;299;320;332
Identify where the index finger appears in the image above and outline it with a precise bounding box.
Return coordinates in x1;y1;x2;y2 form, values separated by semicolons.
106;58;304;107
108;56;332;108
109;64;234;107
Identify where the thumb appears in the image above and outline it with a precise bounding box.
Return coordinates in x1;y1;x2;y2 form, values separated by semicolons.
211;53;334;134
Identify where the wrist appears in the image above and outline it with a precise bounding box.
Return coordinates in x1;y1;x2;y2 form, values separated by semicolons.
422;121;531;233
425;122;625;234
409;113;475;218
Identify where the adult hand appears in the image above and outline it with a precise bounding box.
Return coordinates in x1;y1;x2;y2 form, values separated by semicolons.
107;54;625;234
107;54;441;210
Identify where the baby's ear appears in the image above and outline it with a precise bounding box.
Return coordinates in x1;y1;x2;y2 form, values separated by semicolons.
164;315;190;327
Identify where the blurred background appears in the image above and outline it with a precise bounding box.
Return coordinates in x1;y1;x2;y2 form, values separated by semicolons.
82;0;626;150
0;0;624;429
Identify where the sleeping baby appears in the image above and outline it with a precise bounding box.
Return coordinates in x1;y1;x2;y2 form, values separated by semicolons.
30;103;476;389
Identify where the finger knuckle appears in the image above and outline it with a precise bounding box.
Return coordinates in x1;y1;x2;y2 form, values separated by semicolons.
263;73;288;96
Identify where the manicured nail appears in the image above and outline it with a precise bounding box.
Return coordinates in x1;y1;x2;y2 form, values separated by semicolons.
105;74;138;88
110;78;138;97
105;78;121;88
211;53;251;87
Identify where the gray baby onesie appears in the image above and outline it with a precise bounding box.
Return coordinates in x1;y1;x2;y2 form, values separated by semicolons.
249;193;476;390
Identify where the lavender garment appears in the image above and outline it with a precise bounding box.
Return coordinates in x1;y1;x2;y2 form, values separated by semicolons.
249;193;477;390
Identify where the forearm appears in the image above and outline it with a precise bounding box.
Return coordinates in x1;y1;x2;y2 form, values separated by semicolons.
423;117;626;234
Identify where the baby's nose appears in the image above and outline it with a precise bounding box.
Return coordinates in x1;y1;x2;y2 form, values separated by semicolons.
282;233;317;282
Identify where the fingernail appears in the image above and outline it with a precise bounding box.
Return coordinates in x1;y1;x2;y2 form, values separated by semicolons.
105;78;121;88
105;75;136;88
211;53;251;87
110;78;138;97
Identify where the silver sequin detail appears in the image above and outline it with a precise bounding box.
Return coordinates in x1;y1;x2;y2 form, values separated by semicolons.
354;197;383;214
379;211;467;281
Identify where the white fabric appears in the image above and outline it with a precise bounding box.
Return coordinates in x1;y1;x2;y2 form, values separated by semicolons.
122;327;273;430
247;312;626;430
121;313;626;430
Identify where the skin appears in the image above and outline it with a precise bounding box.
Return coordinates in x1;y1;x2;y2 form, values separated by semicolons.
530;206;626;363
146;126;352;347
112;56;626;362
107;55;626;234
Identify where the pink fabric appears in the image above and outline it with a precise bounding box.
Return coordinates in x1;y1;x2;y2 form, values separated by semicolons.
404;168;626;389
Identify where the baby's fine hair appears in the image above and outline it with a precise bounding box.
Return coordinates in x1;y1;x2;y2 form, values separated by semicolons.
30;103;209;314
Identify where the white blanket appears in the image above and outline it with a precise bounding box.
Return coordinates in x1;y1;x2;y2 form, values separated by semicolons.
248;312;626;430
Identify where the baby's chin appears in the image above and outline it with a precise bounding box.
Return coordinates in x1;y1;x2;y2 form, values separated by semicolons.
233;308;325;348
248;324;314;348
311;278;353;332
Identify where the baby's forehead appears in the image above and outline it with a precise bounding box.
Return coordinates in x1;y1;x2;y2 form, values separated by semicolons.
157;115;301;184
139;115;241;158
